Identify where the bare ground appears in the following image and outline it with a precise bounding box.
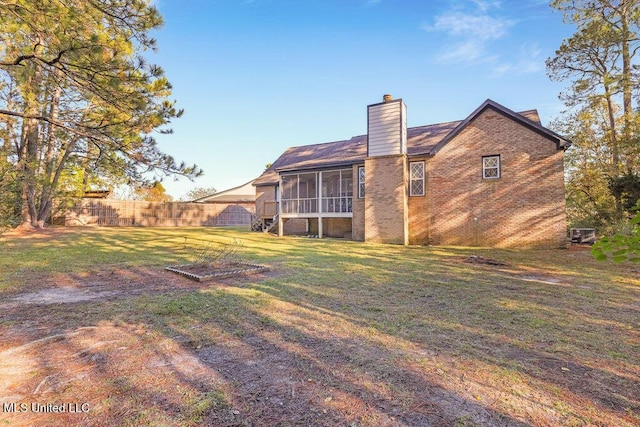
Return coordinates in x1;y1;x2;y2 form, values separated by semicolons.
0;269;526;426
0;235;638;426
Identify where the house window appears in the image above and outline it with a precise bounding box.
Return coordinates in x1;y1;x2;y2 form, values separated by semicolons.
358;166;365;198
409;161;425;196
482;155;501;179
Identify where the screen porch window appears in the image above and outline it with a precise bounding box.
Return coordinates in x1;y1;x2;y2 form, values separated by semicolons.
281;173;317;214
358;166;365;198
482;155;501;179
321;169;352;213
280;168;352;214
409;161;425;196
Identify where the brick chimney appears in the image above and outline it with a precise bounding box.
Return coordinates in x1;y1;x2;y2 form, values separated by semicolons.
364;95;409;245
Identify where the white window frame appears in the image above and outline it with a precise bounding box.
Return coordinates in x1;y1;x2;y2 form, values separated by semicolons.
409;161;425;197
358;166;365;198
482;155;501;179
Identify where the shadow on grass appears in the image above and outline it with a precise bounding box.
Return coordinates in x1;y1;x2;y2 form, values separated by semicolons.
129;288;534;426
1;228;639;426
247;265;640;424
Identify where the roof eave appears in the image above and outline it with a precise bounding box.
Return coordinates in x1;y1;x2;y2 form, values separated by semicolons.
276;159;361;173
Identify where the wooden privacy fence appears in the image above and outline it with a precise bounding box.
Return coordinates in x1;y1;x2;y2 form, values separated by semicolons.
59;199;255;227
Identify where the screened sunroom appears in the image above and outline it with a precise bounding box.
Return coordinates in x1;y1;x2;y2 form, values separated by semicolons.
279;168;353;216
277;168;354;238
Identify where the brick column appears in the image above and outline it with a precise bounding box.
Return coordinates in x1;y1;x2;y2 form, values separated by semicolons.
364;154;409;245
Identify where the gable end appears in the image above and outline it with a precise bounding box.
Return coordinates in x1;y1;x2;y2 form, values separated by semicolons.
428;99;570;155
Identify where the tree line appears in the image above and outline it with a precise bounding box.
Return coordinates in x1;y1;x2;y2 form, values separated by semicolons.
0;0;201;229
546;0;640;260
548;0;640;233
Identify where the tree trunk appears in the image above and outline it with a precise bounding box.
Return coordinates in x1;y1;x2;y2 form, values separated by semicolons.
18;115;40;228
620;0;633;128
37;76;63;225
16;65;44;228
603;88;619;173
40;137;79;228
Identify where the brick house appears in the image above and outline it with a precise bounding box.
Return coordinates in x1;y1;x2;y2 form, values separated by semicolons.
253;96;570;248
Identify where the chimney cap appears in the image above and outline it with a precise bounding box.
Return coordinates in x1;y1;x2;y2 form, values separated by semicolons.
383;94;393;102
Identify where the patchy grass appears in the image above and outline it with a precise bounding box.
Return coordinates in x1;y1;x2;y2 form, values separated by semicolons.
0;227;639;426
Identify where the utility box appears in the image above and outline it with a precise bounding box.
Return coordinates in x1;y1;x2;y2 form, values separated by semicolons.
570;228;596;244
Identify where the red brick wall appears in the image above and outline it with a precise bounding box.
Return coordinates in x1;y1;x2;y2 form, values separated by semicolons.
426;108;566;248
364;154;408;244
352;164;365;241
283;218;308;235
408;157;430;245
324;218;352;238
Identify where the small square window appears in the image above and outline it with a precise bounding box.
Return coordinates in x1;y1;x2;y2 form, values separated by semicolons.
409;161;425;196
482;155;500;179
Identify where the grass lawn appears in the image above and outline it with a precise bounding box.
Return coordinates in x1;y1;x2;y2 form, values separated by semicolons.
0;226;639;426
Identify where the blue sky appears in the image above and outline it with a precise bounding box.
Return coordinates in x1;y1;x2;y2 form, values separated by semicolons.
149;0;575;199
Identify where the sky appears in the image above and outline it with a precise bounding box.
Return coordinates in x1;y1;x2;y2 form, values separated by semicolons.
148;0;576;199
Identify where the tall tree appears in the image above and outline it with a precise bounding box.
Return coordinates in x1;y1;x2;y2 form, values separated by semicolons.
547;20;623;171
548;0;640;226
553;103;620;232
551;0;640;135
0;0;201;228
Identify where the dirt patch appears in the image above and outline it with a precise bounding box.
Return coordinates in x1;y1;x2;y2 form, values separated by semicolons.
0;268;175;309
1;225;78;240
0;266;277;316
0;322;231;427
11;287;117;305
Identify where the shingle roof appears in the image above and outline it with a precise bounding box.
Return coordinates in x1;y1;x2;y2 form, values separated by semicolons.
406;120;462;157
253;100;569;186
254;136;368;186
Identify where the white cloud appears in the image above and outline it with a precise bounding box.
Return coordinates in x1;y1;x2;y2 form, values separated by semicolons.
492;43;544;76
425;1;513;64
437;39;498;63
430;12;511;41
470;0;502;13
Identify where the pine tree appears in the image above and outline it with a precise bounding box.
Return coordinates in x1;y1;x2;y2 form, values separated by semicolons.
0;0;202;228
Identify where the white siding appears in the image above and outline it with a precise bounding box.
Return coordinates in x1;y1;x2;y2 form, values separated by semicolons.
367;100;407;156
401;102;407;153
